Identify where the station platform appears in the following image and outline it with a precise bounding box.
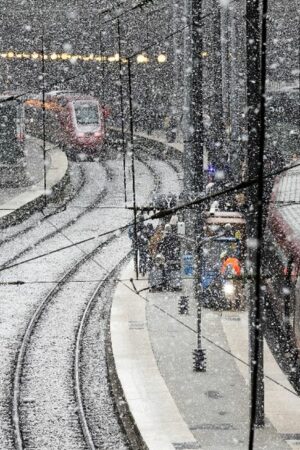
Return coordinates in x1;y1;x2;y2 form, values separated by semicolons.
110;260;300;450
0;136;68;226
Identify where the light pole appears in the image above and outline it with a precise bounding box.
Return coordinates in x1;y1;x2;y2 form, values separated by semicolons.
183;0;206;372
117;20;128;206
246;0;269;439
127;58;139;279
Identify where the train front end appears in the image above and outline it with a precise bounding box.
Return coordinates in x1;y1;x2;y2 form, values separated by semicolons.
69;98;105;159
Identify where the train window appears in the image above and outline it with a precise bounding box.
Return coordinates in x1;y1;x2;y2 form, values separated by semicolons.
74;102;99;125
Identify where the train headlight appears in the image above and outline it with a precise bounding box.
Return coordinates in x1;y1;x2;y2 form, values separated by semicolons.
223;281;235;297
94;131;101;137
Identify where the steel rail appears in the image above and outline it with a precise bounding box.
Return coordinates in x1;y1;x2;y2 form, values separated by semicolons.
0;163;109;271
12;230;119;449
74;251;132;449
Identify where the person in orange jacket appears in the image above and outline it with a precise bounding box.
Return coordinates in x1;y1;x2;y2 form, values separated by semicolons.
220;251;242;278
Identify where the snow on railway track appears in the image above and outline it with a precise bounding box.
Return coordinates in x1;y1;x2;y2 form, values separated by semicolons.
0;162;108;269
13;231;131;449
0;154;182;449
0;162;85;247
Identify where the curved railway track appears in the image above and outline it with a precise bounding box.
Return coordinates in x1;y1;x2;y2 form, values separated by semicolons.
12;230;131;449
0;162;85;246
0;152;182;449
0;162;109;270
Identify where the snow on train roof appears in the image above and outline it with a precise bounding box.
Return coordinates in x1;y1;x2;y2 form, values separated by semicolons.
274;163;300;236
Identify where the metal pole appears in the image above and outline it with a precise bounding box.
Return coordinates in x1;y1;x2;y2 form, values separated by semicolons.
127;58;139;279
246;0;269;438
170;0;180;137
41;30;47;209
117;20;128;206
209;0;225;173
183;0;206;371
99;30;105;102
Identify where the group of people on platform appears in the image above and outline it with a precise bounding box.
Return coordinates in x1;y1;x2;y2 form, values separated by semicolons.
129;214;181;291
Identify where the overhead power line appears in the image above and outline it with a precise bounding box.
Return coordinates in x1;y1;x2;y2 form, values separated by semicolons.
0;159;299;274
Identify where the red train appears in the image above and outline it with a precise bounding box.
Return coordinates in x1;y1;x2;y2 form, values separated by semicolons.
24;91;109;160
265;160;300;391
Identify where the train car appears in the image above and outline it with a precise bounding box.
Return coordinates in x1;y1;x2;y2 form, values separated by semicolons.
0;95;27;186
265;161;300;391
24;91;107;160
266;83;300;166
202;209;246;309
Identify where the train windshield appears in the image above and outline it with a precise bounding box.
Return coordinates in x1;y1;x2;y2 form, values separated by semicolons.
74;102;99;125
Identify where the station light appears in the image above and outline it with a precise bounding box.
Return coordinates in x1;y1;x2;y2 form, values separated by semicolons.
0;49;159;65
107;55;116;62
136;53;149;64
202;51;209;57
61;53;71;60
157;53;167;63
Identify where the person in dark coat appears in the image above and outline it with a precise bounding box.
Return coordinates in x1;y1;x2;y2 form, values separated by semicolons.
157;223;181;289
137;219;154;276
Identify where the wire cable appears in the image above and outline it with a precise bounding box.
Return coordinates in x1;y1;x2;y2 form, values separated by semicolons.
1;159;299;274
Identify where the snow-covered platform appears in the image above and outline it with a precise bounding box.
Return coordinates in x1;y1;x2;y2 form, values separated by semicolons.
0;137;68;226
110;260;300;450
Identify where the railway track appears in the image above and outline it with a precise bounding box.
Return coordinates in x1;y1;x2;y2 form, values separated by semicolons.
0;161;85;246
0;153;182;449
0;162;109;270
13;229;131;449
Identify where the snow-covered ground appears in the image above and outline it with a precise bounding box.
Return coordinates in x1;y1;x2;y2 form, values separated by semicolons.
0;153;182;449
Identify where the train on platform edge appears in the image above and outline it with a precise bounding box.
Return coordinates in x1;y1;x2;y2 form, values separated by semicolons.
265;160;300;392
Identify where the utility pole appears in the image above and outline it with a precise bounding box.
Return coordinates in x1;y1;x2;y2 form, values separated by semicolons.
246;0;269;439
41;29;47;209
127;58;139;280
208;0;225;173
117;20;128;206
170;0;180;139
183;0;206;371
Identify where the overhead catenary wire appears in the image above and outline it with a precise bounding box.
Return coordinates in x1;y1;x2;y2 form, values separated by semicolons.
1;159;299;275
0;274;298;399
1;2;298;444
